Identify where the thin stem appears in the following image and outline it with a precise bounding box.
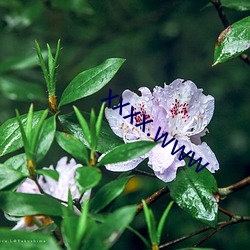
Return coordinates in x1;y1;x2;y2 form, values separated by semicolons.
210;0;250;66
159;224;212;249
193;216;250;247
159;216;250;249
136;186;169;215
134;169;156;178
218;176;250;198
33;177;68;204
218;206;235;218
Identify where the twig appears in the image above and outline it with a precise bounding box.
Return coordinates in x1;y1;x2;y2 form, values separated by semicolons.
159;224;212;249
218;206;235;218
160;216;250;249
218;176;250;198
193;216;250;247
136;186;169;215
211;0;250;66
134;169;156;178
33;177;68;204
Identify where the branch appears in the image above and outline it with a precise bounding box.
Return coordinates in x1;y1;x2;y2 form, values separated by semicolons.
193;216;250;247
159;224;212;249
136;186;169;215
159;216;250;249
211;0;250;66
218;176;250;199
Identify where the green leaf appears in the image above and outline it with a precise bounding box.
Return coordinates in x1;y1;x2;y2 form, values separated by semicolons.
0;192;65;216
0;76;46;102
157;201;174;244
142;200;157;245
36;116;56;162
0;110;44;157
83;205;137;250
127;226;151;248
96;102;105;140
56;131;89;165
73;106;91;147
91;176;132;213
213;16;250;65
168;165;218;227
221;0;250;11
89;109;97;150
0;164;27;190
75;167;102;194
34;40;50;91
4;153;28;175
0;228;60;250
59;58;125;106
62;215;80;250
59;112;123;153
36;169;59;181
97;141;157;166
62;201;89;250
76;201;89;248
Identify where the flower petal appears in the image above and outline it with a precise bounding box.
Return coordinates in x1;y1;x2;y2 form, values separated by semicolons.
16;178;40;194
148;144;185;182
105;156;146;172
180;139;219;173
153;79;214;137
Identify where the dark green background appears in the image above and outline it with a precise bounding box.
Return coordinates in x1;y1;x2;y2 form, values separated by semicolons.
0;0;249;249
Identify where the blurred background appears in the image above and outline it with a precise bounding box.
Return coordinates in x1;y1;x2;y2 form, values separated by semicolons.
0;0;249;249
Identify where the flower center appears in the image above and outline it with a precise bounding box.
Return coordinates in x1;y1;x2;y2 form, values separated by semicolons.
170;99;190;122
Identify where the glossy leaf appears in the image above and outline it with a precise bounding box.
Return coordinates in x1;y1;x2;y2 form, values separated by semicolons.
91;176;132;213
4;153;28;175
59;58;125;106
97;141;157;166
73;106;91;147
221;0;250;11
75;167;102;194
36;116;56;162
0;228;60;250
0;76;46;102
36;169;59;181
56;131;89;165
213;16;250;65
168;165;218;227
83;205;137;250
0;111;44;157
0;192;65;216
0;164;27;190
59;112;123;153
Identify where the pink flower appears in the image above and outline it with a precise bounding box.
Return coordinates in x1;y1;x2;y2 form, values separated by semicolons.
12;157;90;231
103;79;219;182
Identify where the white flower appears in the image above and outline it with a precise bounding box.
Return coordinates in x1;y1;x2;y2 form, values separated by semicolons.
103;79;219;182
12;157;90;231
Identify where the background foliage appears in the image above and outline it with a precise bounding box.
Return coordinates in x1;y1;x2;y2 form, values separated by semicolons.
0;0;249;249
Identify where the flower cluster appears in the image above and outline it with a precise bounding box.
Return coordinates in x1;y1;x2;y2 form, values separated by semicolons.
102;79;219;182
11;157;89;231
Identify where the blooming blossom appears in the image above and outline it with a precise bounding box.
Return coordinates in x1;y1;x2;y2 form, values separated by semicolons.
103;79;219;182
11;157;89;231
